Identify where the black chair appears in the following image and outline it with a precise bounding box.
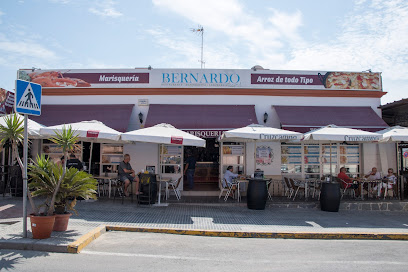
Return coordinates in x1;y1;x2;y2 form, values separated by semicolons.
138;173;157;205
5;165;22;197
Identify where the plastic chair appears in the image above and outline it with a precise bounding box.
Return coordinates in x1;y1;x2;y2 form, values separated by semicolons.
218;178;229;199
338;178;356;199
167;176;182;200
266;179;273;201
288;177;305;201
224;180;238;201
384;178;398;199
283;177;294;199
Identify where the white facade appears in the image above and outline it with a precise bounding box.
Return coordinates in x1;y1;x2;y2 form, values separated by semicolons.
22;68;395;190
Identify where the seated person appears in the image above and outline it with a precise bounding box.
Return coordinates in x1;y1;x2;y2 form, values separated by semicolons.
338;167;359;197
223;166;242;198
66;153;83;171
364;167;381;180
374;168;397;197
118;154;140;197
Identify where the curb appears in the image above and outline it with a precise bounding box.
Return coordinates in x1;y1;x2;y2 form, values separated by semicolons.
106;225;408;241
67;225;106;254
0;238;68;253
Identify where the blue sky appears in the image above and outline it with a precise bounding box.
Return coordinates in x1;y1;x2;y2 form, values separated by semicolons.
0;0;407;104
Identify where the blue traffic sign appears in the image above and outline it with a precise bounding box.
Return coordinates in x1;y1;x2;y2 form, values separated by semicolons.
15;79;42;116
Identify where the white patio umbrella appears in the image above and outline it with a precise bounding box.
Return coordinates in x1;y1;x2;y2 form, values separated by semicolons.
121;123;206;204
220;124;303;172
302;124;382;179
377;126;408;197
121;123;206;147
377;126;408;142
0;113;45;139
39;120;122;173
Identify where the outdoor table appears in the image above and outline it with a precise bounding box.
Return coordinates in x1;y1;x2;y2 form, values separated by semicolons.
235;178;249;202
156;176;172;204
353;178;383;200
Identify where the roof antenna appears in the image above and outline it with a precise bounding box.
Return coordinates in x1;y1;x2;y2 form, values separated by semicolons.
191;25;205;69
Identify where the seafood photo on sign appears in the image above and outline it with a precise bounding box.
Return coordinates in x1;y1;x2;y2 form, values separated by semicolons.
18;70;91;87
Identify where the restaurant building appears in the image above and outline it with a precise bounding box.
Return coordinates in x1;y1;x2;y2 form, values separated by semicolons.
18;67;394;195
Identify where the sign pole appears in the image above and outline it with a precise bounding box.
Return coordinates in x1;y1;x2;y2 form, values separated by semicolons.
14;79;42;238
23;114;28;237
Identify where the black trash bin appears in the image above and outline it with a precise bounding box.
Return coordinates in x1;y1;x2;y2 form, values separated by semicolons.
138;173;157;204
320;182;341;212
247;178;267;210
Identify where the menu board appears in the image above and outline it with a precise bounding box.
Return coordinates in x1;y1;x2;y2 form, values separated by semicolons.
322;155;337;163
304;155;319;164
161;145;182;155
304;145;319;154
322;145;337;154
256;146;273;165
282;145;301;155
223;145;244;155
281;155;302;164
346;155;359;164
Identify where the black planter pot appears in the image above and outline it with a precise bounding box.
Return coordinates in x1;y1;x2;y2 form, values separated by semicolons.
247;179;267;210
320;182;341;212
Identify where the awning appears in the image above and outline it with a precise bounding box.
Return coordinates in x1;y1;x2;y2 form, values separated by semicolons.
274;106;389;133
145;104;258;137
30;104;134;132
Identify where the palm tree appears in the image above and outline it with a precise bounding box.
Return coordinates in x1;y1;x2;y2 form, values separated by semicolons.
0;114;37;213
46;125;80;215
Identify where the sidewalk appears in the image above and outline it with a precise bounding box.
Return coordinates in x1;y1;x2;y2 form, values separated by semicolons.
1;197;408;253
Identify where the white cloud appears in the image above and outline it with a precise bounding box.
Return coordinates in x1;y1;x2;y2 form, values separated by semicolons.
48;0;72;3
145;26;242;69
0;40;57;60
0;10;4;24
286;1;408;76
152;0;303;67
89;0;123;18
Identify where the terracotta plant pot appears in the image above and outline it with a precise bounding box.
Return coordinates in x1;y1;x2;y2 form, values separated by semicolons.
29;214;56;239
53;213;72;231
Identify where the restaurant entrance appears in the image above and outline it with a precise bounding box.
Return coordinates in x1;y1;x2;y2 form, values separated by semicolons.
184;138;219;191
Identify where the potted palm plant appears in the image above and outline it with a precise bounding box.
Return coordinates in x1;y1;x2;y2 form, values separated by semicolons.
27;125;86;237
0;116;85;239
29;156;97;231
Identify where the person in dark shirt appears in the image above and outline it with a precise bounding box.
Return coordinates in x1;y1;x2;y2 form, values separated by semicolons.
184;150;196;190
66;153;83;171
119;154;140;197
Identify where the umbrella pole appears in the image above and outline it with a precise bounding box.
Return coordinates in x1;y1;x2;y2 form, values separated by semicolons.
158;144;162;204
254;142;257;172
88;142;93;174
329;141;332;181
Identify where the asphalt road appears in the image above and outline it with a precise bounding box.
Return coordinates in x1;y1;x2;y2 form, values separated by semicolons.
2;232;408;271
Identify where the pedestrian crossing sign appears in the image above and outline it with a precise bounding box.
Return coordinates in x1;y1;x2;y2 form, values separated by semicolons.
15;79;42;116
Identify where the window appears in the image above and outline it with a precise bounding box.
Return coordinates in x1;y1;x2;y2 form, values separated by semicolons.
281;143;360;179
221;142;245;175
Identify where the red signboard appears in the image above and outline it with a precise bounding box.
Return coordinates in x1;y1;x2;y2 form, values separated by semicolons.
171;136;183;145
86;130;100;138
404;151;408;158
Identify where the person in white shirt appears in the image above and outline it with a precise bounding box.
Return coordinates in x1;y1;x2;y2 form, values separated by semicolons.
364;167;381;180
374;168;397;197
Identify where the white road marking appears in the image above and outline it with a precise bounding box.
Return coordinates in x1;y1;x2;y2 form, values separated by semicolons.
305;221;322;228
0;204;14;212
81;251;408;265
